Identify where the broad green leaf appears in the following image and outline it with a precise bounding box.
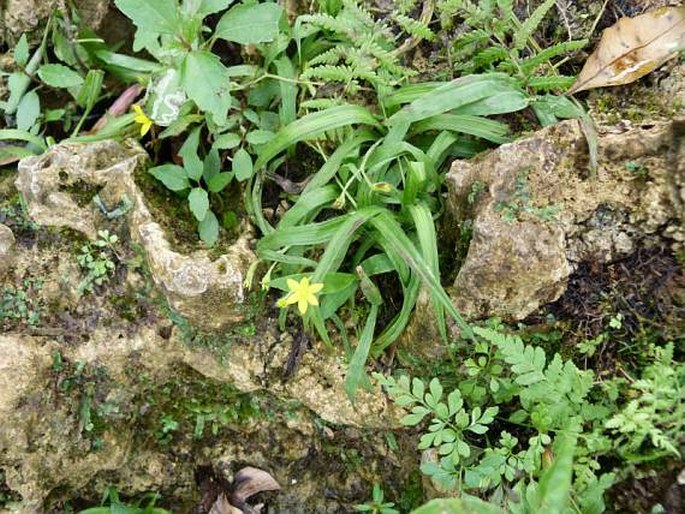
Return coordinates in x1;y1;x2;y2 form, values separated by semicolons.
207;172;233;192
188;188;209;222
275;56;297;127
16;90;40;131
179;127;203;181
181;50;232;126
388;74;522;126
198;210;219;246
215;3;283;44
532;432;577;514
185;0;233;18
149;164;190;191
255;105;379;169
410;497;505;514
114;0;180;35
232;148;253;181
246;129;275;145
203;147;221;180
14;34;29;67
37;64;84;89
213;132;241;150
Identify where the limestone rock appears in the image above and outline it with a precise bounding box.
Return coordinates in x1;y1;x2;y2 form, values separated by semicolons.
0;223;15;275
445;119;684;321
1;0;111;46
15;140;256;330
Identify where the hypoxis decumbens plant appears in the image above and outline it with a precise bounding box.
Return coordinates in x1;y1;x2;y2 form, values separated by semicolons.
377;326;684;512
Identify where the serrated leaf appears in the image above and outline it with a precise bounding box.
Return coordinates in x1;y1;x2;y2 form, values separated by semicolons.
215;3;284;44
447;390;463;415
188;188;209;222
456;440;471;458
149;164;190;191
429;378;443;404
569;6;685;94
232;148;253;181
37;63;83;89
181;50;232;126
199;210;219;246
402;412;427;426
394;395;415;407
114;0;180;35
412;378;425;399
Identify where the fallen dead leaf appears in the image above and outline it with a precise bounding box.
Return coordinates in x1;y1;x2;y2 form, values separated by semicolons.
568;6;685;94
232;466;281;504
209;493;242;514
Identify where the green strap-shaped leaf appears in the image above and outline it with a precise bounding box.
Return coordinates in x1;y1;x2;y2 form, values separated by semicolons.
411;114;510;144
254;105;379;169
387;73;522;126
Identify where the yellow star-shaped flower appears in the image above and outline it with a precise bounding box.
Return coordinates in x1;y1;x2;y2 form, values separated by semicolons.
132;104;153;137
278;276;324;315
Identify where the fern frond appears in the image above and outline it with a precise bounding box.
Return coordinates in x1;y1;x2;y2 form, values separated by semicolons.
394;13;436;42
308;47;346;66
519;40;587;73
513;0;555;50
472;46;509;69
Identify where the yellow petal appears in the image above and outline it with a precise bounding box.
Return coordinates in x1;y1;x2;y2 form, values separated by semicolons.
307;294;319;307
309;282;323;294
300;276;310;288
284;293;299;306
298;297;308;314
286;278;299;292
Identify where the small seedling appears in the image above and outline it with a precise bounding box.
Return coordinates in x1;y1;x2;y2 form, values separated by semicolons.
76;230;119;293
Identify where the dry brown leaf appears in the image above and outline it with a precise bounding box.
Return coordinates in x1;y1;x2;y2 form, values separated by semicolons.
568;6;685;94
232;466;281;504
209;493;242;514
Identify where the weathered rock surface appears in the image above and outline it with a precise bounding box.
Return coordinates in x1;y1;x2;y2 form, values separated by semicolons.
445;119;684;321
1;0;111;46
0;326;401;511
15;140;256;329
0;223;15;275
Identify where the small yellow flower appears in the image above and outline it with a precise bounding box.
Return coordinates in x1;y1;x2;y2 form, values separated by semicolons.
279;276;324;315
132;104;153;137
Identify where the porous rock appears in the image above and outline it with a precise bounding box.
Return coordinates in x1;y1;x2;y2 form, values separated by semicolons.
15;140;256;329
445;118;684;321
1;0;111;46
0;223;15;275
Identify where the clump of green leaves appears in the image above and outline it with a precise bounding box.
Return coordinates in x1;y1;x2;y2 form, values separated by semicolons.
76;230;119;293
0;277;43;328
77;486;169;514
436;0;586;92
148;127;236;246
354;484;399;514
296;0;418;97
378;325;684;511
